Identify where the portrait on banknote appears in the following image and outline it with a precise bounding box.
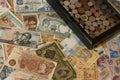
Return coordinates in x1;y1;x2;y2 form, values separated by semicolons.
23;15;38;31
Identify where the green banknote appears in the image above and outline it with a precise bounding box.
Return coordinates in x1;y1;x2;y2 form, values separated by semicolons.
36;42;76;80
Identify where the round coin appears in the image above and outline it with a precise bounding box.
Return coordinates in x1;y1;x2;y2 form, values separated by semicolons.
89;16;96;22
85;11;92;16
64;1;70;6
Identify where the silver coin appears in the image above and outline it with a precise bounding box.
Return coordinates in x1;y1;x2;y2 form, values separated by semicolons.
89;16;96;22
97;21;103;25
69;4;75;9
72;9;78;14
88;2;93;6
85;11;92;16
75;2;82;8
89;26;95;31
103;20;110;26
70;0;78;4
92;22;98;26
85;21;92;26
64;1;70;6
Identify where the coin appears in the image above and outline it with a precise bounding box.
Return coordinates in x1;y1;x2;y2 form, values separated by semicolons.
72;9;78;14
85;21;92;26
88;2;93;6
78;7;85;13
92;22;98;26
85;11;92;16
64;1;70;6
103;20;110;26
94;12;100;17
75;2;82;8
75;14;80;18
89;16;96;22
69;4;75;9
89;26;95;31
81;15;88;21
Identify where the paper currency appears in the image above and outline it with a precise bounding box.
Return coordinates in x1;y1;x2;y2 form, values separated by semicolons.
0;43;5;72
0;10;23;29
97;54;109;72
6;47;57;80
37;16;72;39
76;61;98;80
23;14;38;31
14;0;54;14
36;42;76;80
0;27;41;48
0;65;15;80
0;0;11;12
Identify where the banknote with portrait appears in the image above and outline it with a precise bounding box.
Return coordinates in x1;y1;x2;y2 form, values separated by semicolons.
22;14;38;31
37;16;72;40
36;42;76;80
6;47;57;80
0;27;41;48
0;0;11;12
0;10;23;29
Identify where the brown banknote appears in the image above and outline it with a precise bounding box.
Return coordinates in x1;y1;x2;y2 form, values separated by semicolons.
6;47;57;80
36;42;76;80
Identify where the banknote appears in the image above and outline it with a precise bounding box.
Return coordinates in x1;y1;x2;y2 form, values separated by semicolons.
0;0;11;12
0;65;15;80
0;43;5;72
112;57;120;75
0;27;41;48
23;14;38;31
97;54;109;72
98;69;109;80
14;0;54;14
107;37;120;58
6;47;57;80
36;42;76;80
76;61;98;80
75;47;99;67
112;75;120;80
106;59;116;79
41;32;54;43
0;10;23;29
38;0;54;13
37;16;72;39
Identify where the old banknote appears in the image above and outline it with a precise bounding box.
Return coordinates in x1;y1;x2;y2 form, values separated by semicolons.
0;10;23;29
76;61;98;80
0;43;5;72
0;65;15;80
14;0;54;14
0;27;41;48
36;42;76;80
23;14;38;31
97;54;109;72
6;47;57;80
0;0;11;12
37;16;72;39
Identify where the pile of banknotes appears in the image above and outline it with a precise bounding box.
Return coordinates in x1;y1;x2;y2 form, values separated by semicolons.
0;0;120;80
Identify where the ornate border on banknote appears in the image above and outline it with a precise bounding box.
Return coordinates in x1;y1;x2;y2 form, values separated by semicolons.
46;0;120;49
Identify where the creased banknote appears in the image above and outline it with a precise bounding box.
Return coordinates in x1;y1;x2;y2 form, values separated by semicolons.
36;42;76;80
37;16;72;40
6;47;57;80
0;27;41;48
0;10;23;29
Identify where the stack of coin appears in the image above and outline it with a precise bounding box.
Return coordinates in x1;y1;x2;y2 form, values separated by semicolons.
60;0;120;38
